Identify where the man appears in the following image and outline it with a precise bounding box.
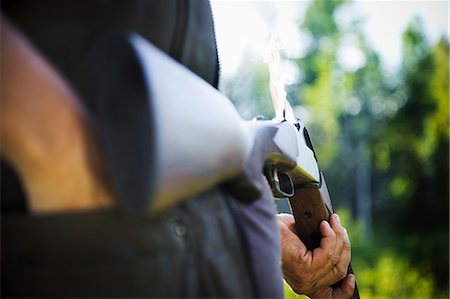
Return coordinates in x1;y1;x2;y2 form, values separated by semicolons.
1;1;354;297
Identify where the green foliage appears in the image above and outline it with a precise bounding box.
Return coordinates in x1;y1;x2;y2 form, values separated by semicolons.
303;0;344;38
357;253;434;299
429;38;450;141
298;2;449;295
221;0;448;297
388;176;415;202
338;209;439;299
369;20;449;294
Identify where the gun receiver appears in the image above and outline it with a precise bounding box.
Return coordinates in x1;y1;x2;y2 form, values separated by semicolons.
88;33;359;298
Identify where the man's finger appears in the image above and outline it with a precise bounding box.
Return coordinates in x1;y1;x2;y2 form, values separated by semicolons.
330;214;346;266
333;274;356;299
277;213;294;226
309;219;337;280
313;219;336;264
320;227;351;285
277;214;309;265
277;213;298;235
333;230;352;280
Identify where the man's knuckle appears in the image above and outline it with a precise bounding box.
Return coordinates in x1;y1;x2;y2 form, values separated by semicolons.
327;249;334;260
294;250;306;266
334;224;343;234
333;266;346;280
344;239;351;250
280;227;290;238
343;227;348;235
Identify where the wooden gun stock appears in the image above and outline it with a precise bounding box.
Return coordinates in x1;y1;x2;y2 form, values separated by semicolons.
288;175;360;299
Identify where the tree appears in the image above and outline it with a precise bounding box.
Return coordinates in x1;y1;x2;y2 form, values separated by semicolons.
371;20;449;294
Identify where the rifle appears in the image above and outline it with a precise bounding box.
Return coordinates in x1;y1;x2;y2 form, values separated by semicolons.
88;33;359;298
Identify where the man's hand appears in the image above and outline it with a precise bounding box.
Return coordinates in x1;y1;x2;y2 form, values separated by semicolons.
277;213;355;298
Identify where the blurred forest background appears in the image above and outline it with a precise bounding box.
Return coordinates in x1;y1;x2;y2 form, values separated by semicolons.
213;0;449;298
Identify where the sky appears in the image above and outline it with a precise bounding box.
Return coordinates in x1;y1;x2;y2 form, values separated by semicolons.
211;0;449;77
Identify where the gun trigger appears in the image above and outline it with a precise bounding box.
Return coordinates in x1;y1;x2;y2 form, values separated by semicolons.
265;167;294;198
